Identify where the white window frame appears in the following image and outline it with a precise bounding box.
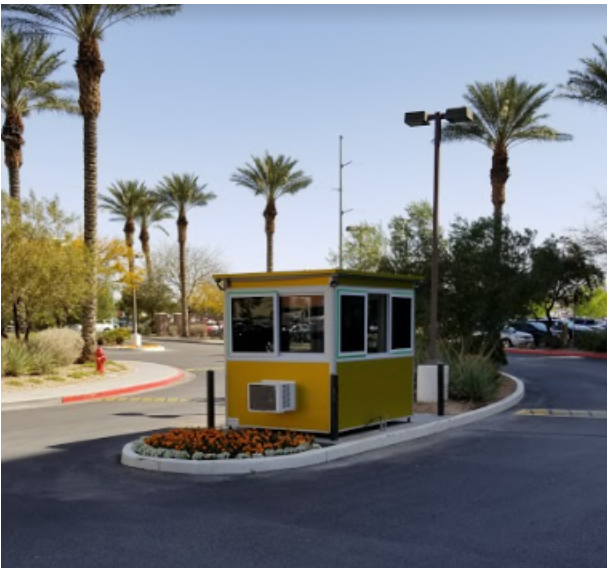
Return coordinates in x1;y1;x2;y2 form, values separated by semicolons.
389;292;414;354
228;292;279;358
337;291;368;358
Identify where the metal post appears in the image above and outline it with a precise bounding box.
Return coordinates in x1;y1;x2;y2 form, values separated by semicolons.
339;135;343;269
132;285;138;336
330;374;339;441
429;112;442;364
207;370;215;429
437;363;445;416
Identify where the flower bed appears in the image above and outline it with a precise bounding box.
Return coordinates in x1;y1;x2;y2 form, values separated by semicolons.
132;427;320;460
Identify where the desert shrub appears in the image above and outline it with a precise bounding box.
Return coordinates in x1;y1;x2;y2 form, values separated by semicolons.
544;334;565;349
1;339;32;376
138;321;152;336
189;324;205;338
29;328;83;367
573;331;607;353
167;325;178;337
448;352;501;403
28;344;58;375
100;328;131;345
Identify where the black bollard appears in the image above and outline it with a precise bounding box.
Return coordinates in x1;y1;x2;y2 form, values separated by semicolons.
437;363;445;417
207;369;215;429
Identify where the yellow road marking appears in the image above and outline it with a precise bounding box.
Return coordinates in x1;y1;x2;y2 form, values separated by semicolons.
516;408;607;419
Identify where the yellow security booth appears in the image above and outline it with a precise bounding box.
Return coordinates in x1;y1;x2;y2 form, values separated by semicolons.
213;270;418;438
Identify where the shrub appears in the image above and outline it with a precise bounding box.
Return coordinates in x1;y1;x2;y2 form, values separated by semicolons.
28;345;58;375
29;328;83;367
544;334;565;349
100;328;131;345
167;325;178;337
573;331;607;353
448;353;501;403
1;340;32;376
189;324;205;338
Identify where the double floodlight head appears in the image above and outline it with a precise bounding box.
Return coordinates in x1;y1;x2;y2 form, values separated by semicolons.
404;106;474;127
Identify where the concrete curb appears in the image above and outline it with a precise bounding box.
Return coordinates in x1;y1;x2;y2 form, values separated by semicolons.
148;337;224;346
103;345;166;352
62;370;185;404
507;348;607;360
121;374;525;476
2;368;188;412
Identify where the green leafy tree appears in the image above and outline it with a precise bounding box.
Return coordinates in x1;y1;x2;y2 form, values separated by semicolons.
530;237;604;331
1;31;77;202
2;4;181;359
575;287;607;319
442;216;536;362
231;152;313;272
327;222;387;272
155;174;216;337
100;180;148;275
442;77;571;247
559;36;607;110
1;191;89;338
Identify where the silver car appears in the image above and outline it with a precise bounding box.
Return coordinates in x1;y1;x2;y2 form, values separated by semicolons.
501;326;534;348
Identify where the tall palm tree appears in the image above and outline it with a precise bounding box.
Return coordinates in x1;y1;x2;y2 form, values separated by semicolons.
1;31;77;202
231;152;313;272
559;37;607;111
138;197;172;276
155;173;216;337
99;180;148;275
442;76;571;246
2;4;181;360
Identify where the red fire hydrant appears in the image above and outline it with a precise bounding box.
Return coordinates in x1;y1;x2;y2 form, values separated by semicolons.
96;346;107;374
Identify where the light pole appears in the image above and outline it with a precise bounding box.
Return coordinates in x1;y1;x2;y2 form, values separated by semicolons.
338;135;352;268
404;107;474;364
130;253;143;347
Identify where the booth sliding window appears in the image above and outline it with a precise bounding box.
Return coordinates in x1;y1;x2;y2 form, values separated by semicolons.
231;296;276;353
231;294;325;354
339;292;413;356
280;295;324;353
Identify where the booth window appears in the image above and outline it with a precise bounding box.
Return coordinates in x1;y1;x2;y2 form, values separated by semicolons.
280;295;324;353
231;296;275;353
391;296;412;350
368;294;388;353
340;294;366;353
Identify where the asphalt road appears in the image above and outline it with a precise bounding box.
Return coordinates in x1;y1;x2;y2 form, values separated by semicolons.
2;346;606;568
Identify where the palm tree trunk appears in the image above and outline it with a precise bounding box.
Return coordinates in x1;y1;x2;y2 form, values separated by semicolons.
264;199;277;272
80;114;99;361
124;219;135;275
2;112;24;203
139;225;152;277
178;217;189;337
76;38;104;362
490;145;509;255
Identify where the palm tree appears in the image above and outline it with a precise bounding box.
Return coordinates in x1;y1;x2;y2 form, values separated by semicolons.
442;76;571;246
2;5;181;360
138;197;172;276
559;37;607;110
1;31;77;202
155;173;216;337
99;180;148;275
231;152;313;272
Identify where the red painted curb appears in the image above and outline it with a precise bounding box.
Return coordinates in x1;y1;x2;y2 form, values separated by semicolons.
62;370;186;404
506;348;607;360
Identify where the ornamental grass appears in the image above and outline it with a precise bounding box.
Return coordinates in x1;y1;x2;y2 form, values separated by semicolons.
145;428;315;459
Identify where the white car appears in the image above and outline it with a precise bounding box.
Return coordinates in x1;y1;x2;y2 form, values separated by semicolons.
501;327;534;348
95;320;118;333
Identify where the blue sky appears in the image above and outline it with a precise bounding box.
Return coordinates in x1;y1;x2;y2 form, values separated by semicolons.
2;5;606;273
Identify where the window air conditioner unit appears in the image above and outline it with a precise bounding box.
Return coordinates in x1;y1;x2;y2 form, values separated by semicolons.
248;381;296;413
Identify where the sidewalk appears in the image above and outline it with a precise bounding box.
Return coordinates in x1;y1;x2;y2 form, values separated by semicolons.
1;361;187;412
507;347;607;360
149;336;224;346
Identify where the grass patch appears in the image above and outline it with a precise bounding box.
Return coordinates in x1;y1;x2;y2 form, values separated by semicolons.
68;371;91;380
28;378;44;385
6;380;23;387
107;361;127;371
81;361;97;369
46;376;66;382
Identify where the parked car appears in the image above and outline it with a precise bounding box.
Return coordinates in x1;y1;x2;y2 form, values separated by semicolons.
508;321;549;347
501;326;534;348
95;320;118;333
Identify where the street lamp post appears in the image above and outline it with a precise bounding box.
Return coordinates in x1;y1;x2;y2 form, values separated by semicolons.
338;135;352;269
404;107;474;366
131;253;143;347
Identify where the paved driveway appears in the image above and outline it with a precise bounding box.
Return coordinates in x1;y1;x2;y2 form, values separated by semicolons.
2;349;606;568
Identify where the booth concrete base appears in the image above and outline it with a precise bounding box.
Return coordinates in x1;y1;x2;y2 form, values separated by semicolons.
131;333;142;348
417;364;449;403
